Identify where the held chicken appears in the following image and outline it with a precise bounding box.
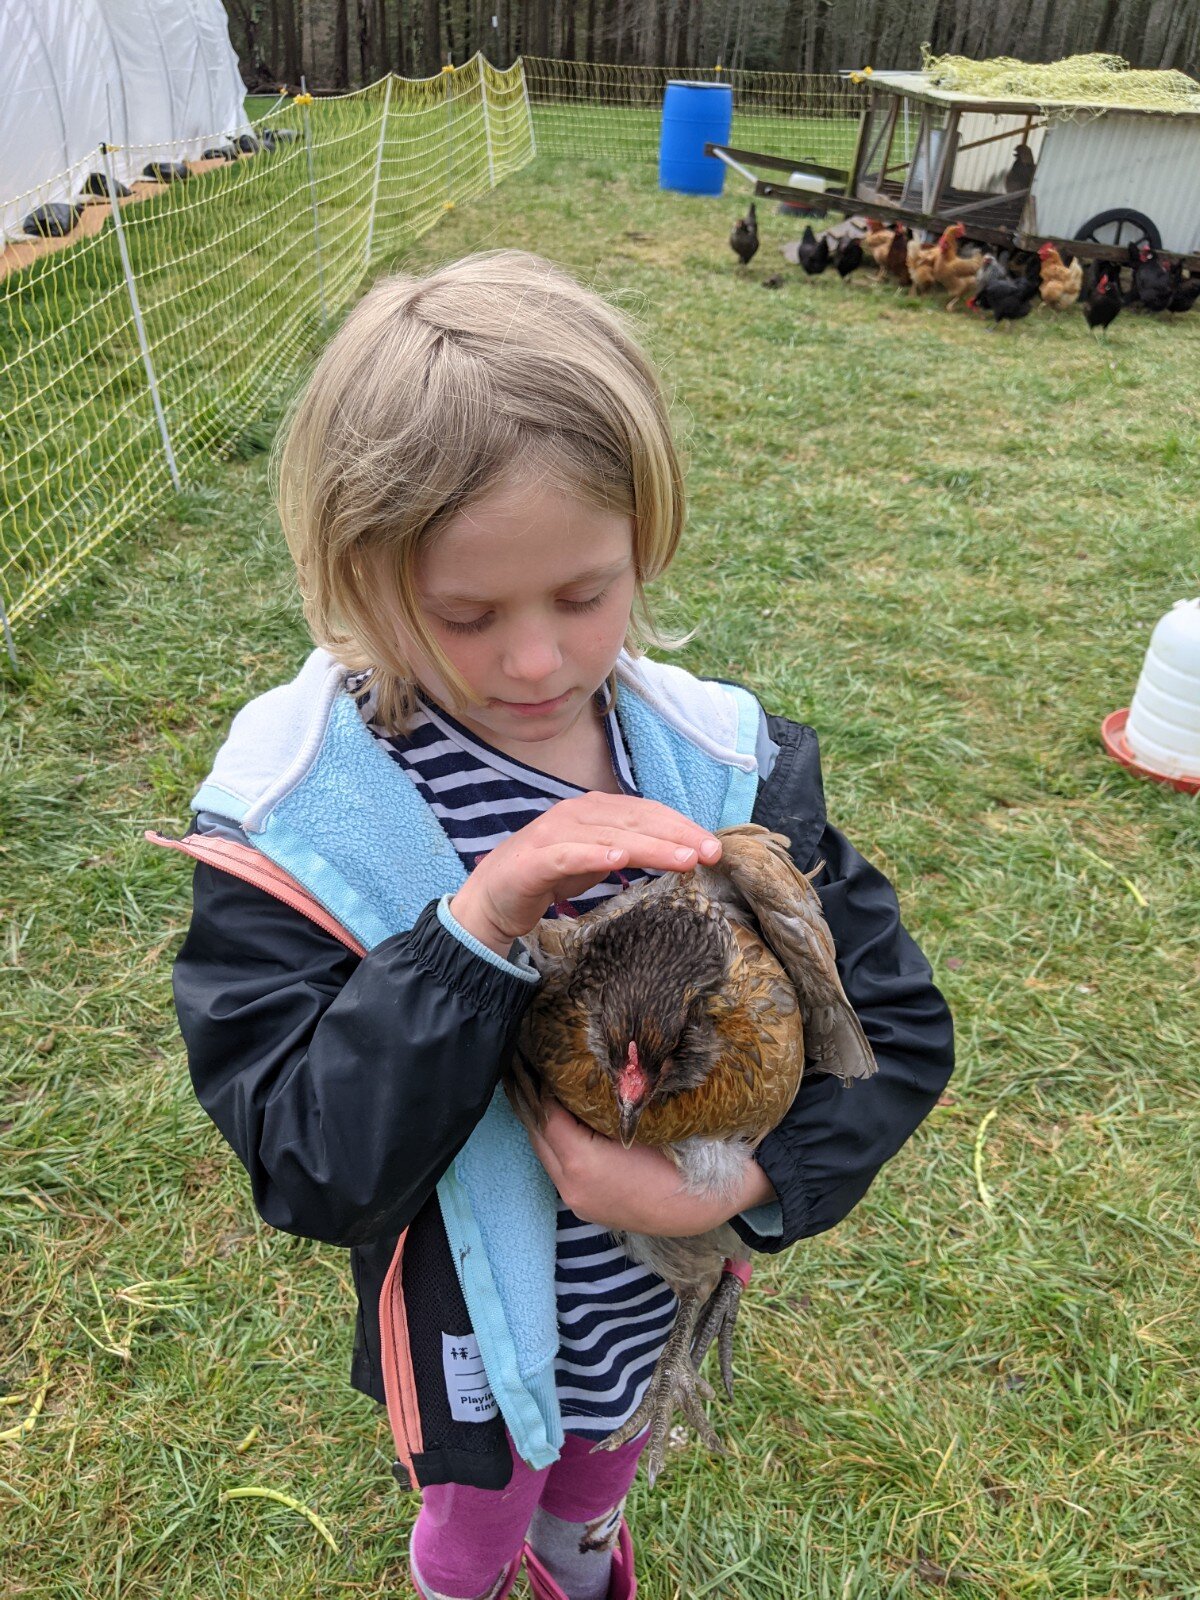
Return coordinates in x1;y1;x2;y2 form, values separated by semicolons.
933;222;982;310
1037;242;1083;310
509;823;877;1482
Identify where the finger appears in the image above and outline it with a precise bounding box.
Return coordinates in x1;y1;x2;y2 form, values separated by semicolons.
539;1098;594;1152
584;830;722;872
566;794;723;856
526;1121;566;1187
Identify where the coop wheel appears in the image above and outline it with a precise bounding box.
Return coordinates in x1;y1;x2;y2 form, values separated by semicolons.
1074;209;1162;253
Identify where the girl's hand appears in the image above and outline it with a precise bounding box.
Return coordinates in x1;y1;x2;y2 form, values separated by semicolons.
449;793;722;958
527;1098;776;1237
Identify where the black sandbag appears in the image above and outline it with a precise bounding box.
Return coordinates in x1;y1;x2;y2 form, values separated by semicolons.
22;202;82;238
142;161;190;183
80;172;132;199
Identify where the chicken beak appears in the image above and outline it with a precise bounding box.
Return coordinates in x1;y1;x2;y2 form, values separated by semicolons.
617;1098;645;1148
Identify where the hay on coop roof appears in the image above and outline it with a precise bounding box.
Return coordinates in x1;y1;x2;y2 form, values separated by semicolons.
919;50;1200;115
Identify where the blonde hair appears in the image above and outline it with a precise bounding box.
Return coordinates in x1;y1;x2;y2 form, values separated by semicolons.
274;249;692;734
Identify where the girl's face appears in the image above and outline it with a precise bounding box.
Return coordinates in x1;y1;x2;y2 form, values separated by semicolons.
403;469;637;755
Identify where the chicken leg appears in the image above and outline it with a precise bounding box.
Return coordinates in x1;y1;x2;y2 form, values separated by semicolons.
689;1261;748;1401
592;1283;724;1485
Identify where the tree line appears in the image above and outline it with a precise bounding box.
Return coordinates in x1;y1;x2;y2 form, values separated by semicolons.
224;0;1200;91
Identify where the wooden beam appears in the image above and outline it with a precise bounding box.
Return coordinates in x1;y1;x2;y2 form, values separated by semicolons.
929;108;959;213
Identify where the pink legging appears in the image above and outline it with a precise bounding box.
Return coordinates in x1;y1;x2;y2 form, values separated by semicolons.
411;1430;647;1597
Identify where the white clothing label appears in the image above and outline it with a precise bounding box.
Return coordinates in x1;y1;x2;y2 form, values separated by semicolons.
441;1332;499;1422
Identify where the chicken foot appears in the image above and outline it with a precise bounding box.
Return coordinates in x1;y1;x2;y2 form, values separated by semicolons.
593;1285;724;1485
689;1264;747;1402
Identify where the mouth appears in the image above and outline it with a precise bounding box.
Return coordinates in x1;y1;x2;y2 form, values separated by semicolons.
493;691;572;716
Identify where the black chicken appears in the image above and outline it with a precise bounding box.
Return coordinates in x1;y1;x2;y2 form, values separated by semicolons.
1166;261;1200;315
729;203;759;268
1083;272;1122;334
1081;258;1122;299
1126;242;1172;312
1005;143;1037;193
983;267;1040;329
797;224;830;276
833;236;864;283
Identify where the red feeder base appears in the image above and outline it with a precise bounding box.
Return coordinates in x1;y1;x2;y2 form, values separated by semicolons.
1102;708;1200;795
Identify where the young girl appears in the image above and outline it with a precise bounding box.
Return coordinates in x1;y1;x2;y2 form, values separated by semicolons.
152;249;953;1600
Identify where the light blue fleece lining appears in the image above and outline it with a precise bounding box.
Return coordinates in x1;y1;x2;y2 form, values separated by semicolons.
189;655;765;1467
437;894;539;982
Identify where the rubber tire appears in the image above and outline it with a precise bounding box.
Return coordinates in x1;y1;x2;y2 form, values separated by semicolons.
1074;208;1162;252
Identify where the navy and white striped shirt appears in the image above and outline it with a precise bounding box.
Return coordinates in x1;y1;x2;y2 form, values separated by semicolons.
348;674;676;1435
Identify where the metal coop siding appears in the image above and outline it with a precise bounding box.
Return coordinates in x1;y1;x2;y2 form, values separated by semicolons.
953;113;1046;195
1028;113;1200;253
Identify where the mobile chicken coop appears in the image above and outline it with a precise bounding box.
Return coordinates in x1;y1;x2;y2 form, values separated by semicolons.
709;62;1200;266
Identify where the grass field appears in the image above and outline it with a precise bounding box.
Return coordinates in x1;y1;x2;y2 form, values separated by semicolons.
3;138;1200;1600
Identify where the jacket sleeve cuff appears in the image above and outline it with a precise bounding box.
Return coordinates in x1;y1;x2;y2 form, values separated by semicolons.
727;1140;808;1254
436;894;539;986
736;1199;783;1241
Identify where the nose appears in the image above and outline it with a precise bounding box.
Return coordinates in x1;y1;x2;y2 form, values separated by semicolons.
500;621;563;689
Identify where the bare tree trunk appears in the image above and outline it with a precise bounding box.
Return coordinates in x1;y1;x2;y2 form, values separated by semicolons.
685;0;702;66
282;0;301;82
359;0;372;81
423;0;442;71
778;0;803;69
334;0;350;86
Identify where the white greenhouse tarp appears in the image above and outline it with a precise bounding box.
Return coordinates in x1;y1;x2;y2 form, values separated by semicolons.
2;0;251;240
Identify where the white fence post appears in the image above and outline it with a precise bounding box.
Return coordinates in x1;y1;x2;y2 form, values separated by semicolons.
0;594;17;670
443;64;456;198
479;56;496;188
300;78;329;328
101;140;181;494
518;57;537;157
364;73;394;266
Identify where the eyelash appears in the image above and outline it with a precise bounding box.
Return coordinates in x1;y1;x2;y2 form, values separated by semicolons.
441;591;608;636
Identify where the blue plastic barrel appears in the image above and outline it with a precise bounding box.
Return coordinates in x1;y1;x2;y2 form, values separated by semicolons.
659;81;733;195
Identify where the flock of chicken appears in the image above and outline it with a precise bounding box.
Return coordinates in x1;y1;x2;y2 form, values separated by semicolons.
728;202;1200;333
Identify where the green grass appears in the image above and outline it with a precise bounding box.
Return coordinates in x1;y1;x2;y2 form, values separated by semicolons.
531;102;860;170
3;145;1200;1600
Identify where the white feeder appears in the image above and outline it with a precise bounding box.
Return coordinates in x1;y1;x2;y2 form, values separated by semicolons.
1103;598;1200;794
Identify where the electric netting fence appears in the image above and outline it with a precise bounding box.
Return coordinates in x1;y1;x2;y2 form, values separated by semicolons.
522;57;866;171
0;55;533;660
2;52;857;661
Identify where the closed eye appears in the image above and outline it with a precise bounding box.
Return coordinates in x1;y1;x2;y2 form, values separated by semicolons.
441;591;609;636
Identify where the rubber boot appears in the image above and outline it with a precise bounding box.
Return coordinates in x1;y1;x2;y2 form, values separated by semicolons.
522;1518;637;1600
410;1548;523;1600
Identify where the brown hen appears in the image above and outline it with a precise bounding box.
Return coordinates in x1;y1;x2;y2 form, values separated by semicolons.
933;223;981;309
508;823;877;1481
